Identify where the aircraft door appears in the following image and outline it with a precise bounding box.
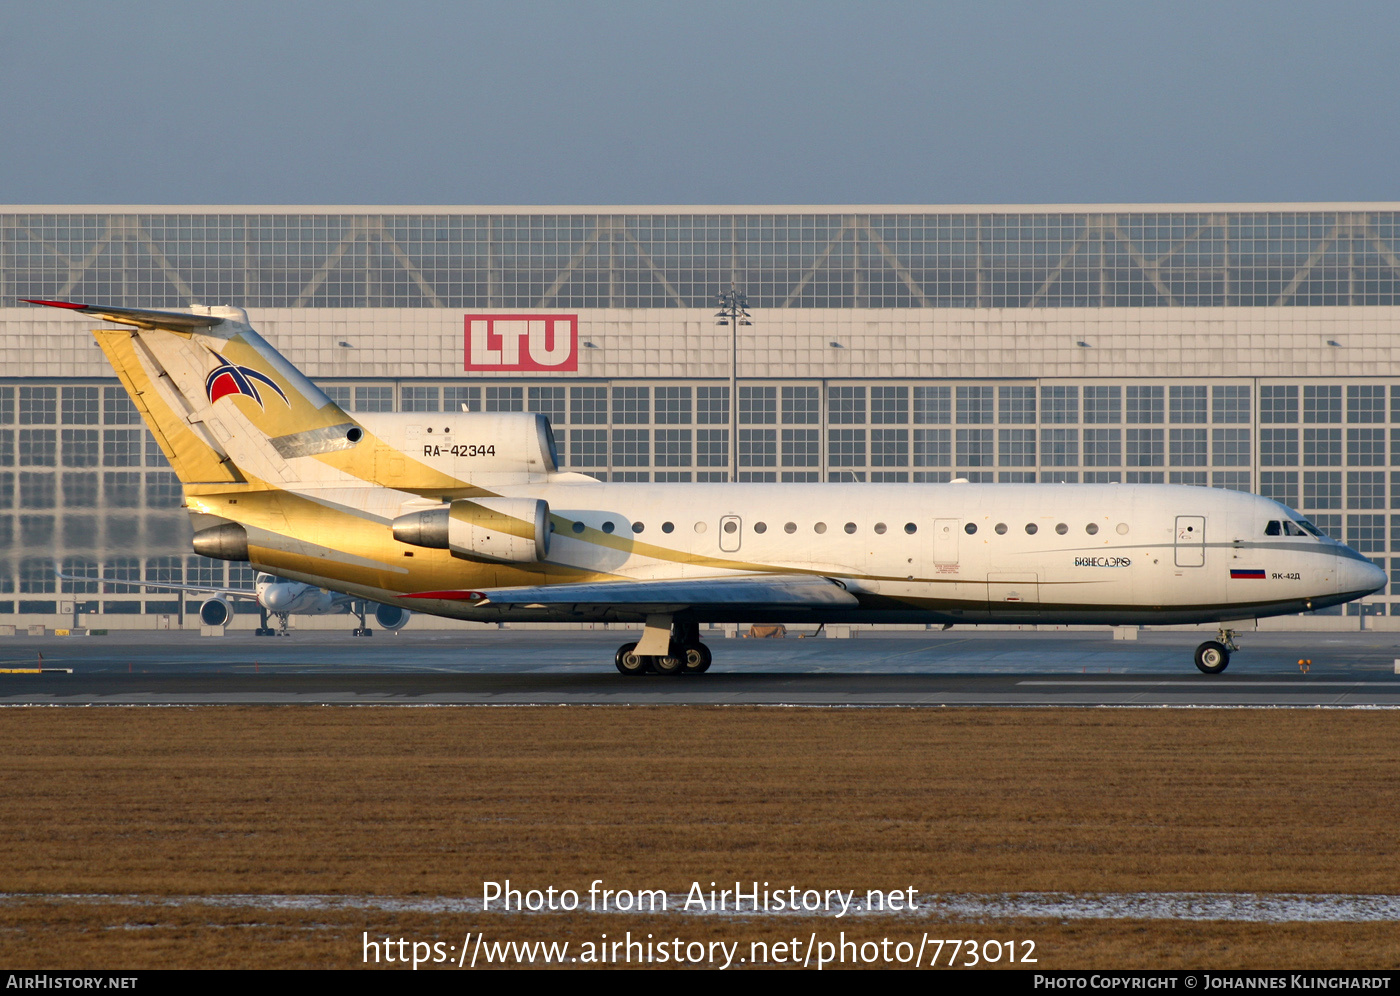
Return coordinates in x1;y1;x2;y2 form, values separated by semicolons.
933;518;959;569
1175;515;1206;568
719;515;742;553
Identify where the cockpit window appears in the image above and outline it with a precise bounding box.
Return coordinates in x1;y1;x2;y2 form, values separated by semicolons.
1283;521;1309;537
1295;519;1323;538
1265;520;1282;536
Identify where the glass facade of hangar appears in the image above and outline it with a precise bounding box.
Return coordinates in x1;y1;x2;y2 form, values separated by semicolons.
7;208;1400;310
2;376;1397;620
0;382;254;621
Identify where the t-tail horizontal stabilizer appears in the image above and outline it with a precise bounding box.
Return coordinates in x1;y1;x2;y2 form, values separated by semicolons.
23;299;231;333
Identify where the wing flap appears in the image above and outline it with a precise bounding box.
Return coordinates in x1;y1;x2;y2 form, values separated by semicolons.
407;573;859;609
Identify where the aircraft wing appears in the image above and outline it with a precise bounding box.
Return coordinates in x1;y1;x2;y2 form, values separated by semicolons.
408;574;859;611
53;568;256;600
24;299;224;333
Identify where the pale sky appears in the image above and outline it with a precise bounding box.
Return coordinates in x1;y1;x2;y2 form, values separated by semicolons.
2;0;1396;205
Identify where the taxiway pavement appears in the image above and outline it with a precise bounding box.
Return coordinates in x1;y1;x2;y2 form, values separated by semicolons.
1;628;1397;706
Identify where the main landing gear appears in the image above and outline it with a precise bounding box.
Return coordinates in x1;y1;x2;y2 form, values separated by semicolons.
615;620;712;676
1194;628;1239;675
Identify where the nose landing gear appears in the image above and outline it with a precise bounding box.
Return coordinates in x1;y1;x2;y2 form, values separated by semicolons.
255;608;291;637
1194;628;1239;674
350;600;373;637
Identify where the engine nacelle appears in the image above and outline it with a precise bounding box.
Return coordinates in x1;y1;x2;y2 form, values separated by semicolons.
356;412;559;485
199;596;233;627
391;497;550;564
191;522;249;561
373;604;412;631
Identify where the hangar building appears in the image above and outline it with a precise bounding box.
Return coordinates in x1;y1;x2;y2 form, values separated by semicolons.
1;203;1397;628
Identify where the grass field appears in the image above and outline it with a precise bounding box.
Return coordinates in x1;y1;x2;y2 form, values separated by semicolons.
1;706;1397;969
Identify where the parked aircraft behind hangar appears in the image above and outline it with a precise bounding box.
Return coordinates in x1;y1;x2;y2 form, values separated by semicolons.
56;566;411;636
28;299;1385;675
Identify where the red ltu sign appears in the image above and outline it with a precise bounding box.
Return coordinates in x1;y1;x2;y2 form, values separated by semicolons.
464;315;578;371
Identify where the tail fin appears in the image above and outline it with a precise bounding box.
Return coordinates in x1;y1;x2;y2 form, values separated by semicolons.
27;300;352;488
24;300;462;493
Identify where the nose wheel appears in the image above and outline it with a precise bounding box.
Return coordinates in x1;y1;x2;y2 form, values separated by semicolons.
1194;629;1238;674
255;607;277;636
1194;641;1230;674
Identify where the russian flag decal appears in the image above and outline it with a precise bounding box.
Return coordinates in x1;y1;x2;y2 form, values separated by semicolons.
1230;569;1267;580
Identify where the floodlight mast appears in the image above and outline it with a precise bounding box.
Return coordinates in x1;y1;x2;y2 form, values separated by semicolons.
714;283;752;481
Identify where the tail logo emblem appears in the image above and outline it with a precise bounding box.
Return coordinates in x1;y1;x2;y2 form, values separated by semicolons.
205;352;289;409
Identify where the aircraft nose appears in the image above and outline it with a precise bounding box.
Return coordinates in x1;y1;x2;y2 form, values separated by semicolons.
262;584;293;610
1341;556;1388;596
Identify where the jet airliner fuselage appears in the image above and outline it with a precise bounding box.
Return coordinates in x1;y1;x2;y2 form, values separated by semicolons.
28;299;1386;675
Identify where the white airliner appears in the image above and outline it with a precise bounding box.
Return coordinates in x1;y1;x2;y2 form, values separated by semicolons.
29;299;1386;675
55;567;412;636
